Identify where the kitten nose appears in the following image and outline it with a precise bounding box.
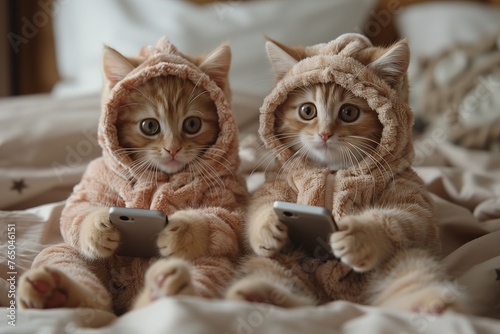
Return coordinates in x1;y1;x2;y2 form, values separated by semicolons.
319;133;332;142
165;147;181;157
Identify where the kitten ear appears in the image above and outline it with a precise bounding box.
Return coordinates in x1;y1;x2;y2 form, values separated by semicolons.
265;39;300;81
102;45;137;88
369;40;410;87
199;44;231;91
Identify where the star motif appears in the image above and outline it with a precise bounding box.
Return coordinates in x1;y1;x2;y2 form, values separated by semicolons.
11;179;27;194
496;269;500;281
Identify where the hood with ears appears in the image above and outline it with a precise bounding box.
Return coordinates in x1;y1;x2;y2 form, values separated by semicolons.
98;37;239;181
259;33;414;179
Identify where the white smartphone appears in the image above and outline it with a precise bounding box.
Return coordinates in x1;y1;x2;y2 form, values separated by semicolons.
109;207;167;258
273;201;337;261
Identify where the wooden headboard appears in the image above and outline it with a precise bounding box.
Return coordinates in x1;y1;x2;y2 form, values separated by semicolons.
4;0;500;97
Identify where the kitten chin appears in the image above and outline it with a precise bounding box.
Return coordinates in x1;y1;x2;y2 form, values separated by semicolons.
155;157;190;174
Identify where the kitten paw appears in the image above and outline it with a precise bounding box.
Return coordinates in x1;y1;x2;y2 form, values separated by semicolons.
330;215;391;272
80;208;120;259
379;284;467;315
225;277;315;308
157;211;209;260
248;207;288;257
133;258;195;309
17;266;91;309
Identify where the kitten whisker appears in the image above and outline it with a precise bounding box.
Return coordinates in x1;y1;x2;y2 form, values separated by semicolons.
260;139;302;177
187;72;206;105
101;155;158;204
190;157;226;198
347;135;396;160
187;162;219;199
347;139;395;183
340;145;359;202
201;146;237;173
250;134;301;175
277;142;308;184
129;157;156;180
115;147;156;155
243;78;274;89
345;143;377;203
356;143;395;183
117;102;149;109
123;83;157;110
199;159;227;191
203;156;235;180
345;142;387;197
187;90;210;109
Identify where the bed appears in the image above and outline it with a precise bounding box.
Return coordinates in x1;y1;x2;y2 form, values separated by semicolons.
1;0;500;332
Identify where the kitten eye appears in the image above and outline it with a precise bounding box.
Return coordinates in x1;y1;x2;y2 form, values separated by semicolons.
140;118;161;136
339;104;360;123
298;103;317;120
182;116;202;134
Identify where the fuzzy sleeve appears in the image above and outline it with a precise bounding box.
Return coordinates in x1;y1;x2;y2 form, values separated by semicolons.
370;168;440;251
183;174;249;260
60;158;124;250
250;171;298;207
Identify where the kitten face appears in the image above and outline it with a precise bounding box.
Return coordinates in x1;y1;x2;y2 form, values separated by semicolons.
116;76;219;174
276;83;382;170
266;36;410;171
102;42;231;175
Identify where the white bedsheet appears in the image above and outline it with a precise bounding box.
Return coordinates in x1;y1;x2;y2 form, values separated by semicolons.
4;297;500;334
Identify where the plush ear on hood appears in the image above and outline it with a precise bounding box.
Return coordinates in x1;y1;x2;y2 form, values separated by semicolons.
265;38;308;81
102;45;142;89
368;40;410;88
198;43;231;93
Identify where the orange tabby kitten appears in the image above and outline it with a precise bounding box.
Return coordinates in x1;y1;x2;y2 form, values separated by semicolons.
17;39;247;314
226;35;467;314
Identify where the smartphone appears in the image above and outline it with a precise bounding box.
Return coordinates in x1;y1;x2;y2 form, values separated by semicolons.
273;201;337;261
109;207;167;258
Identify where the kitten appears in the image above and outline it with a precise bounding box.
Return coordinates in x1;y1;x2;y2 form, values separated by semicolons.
226;35;467;314
17;39;248;314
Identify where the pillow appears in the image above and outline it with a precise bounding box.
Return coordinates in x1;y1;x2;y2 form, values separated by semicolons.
395;2;500;152
52;0;377;127
396;2;500;60
395;1;500;114
418;33;500;150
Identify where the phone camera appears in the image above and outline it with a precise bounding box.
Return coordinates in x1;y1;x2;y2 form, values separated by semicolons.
283;211;293;217
119;215;130;221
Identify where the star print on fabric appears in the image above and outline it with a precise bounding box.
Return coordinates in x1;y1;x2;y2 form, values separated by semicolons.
11;179;28;194
496;269;500;281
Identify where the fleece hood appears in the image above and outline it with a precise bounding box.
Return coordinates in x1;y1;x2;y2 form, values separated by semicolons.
259;33;414;179
98;37;239;181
